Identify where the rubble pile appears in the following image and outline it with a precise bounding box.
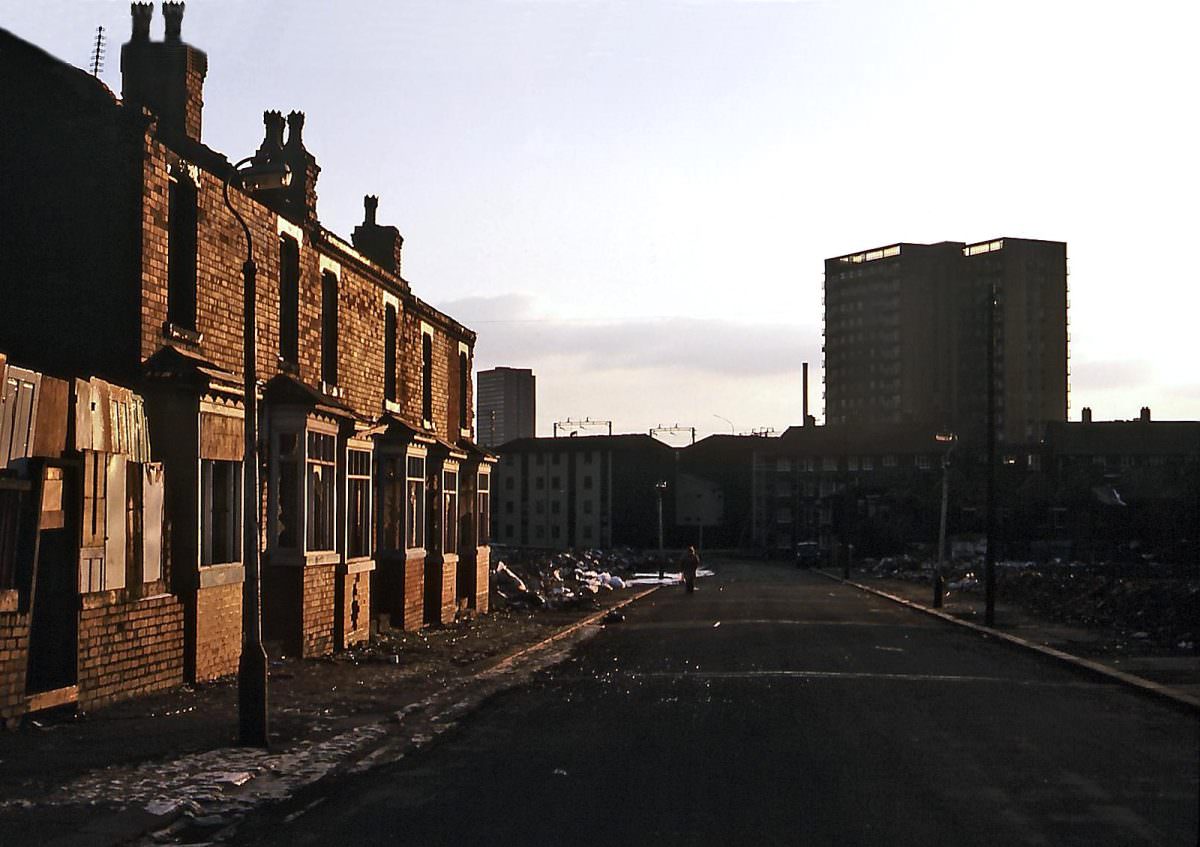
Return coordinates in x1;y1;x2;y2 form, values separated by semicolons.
857;556;1199;650
490;547;657;610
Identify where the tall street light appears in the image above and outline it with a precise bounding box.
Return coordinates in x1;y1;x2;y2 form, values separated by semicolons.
223;152;290;747
933;432;956;608
985;281;998;627
655;480;668;578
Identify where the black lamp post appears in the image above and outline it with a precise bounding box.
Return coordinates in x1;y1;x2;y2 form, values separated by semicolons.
222;153;290;747
933;432;956;608
985;281;998;627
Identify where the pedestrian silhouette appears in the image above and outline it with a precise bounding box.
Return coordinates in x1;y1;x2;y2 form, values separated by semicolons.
680;545;700;593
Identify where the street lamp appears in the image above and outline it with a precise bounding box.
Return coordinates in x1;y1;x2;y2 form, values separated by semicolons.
223;152;290;747
985;282;997;626
933;432;956;608
655;480;669;579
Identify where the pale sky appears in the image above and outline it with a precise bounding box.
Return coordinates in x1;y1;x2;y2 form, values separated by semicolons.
8;0;1199;441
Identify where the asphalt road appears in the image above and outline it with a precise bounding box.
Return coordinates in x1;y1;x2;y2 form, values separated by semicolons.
234;560;1199;846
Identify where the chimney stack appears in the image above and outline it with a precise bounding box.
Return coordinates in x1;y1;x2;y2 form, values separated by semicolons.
1082;407;1093;424
274;110;321;225
352;195;405;276
120;2;208;144
1139;406;1151;423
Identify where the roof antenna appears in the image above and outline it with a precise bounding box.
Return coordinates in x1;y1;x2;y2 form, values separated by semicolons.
89;25;106;77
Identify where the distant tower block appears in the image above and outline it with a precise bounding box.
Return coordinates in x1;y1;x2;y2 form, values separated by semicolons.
477;367;536;448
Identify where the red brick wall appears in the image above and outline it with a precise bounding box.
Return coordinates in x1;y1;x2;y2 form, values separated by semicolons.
459;546;489;613
424;556;457;626
375;553;424;632
193;582;241;681
0;610;31;726
301;563;336;658
338;570;370;649
77;591;184;710
138;128;483;652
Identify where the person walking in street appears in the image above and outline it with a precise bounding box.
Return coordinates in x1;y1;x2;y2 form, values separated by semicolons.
680;544;700;593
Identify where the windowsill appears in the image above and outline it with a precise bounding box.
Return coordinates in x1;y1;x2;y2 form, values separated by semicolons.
341;556;375;574
162;321;202;346
306;550;340;567
406;547;426;561
0;589;19;614
460;428;471;439
199;562;245;588
321;381;342;398
384;400;402;414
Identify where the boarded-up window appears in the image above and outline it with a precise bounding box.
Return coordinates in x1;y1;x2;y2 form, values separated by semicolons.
142;463;164;583
103;454;127;590
81;451;106;550
125;460;143;587
0;367;39;468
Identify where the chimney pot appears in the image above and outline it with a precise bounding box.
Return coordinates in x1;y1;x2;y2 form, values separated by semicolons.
259;110;285;158
1140;406;1151;422
364;195;378;226
1082;407;1093;424
130;2;153;40
162;1;184;41
285;110;306;149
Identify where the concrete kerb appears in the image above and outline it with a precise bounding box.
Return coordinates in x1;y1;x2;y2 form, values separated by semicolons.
483;585;660;675
816;569;1200;716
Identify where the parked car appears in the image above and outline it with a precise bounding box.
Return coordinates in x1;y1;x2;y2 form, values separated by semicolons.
795;542;821;568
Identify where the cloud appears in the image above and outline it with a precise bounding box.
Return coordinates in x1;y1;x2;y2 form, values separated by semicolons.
1070;359;1154;393
437;293;822;378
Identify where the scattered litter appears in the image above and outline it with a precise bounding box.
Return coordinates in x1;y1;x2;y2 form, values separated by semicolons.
553;768;568;777
712;621;721;628
211;771;254;787
489;547;655;610
144;799;181;816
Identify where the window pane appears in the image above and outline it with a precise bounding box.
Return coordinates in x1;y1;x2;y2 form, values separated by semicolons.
478;490;490;545
277;434;300;549
381;456;403;551
203;459;242;565
406;478;425;549
348;477;370;558
307;460;334;551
